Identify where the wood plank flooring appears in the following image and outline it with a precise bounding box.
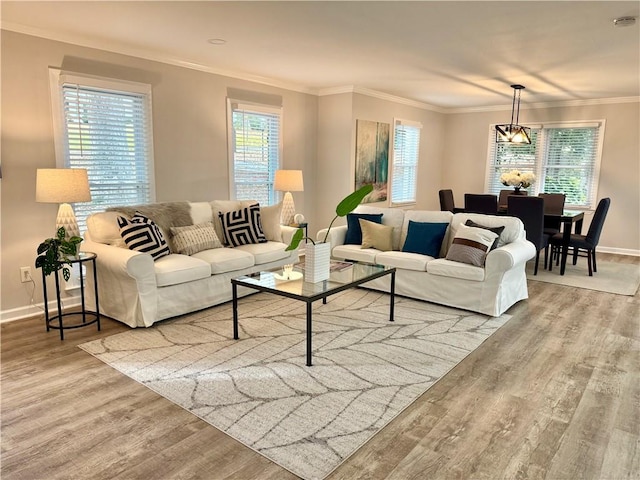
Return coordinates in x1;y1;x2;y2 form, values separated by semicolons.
2;253;638;479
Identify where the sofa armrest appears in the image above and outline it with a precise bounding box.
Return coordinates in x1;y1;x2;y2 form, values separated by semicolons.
83;239;157;285
485;239;536;274
316;225;347;249
280;225;298;245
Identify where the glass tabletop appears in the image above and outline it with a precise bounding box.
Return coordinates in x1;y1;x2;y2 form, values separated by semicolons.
233;262;392;300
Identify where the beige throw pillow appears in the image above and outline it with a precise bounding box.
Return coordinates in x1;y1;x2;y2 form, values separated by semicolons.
360;219;394;251
170;222;223;255
260;202;283;242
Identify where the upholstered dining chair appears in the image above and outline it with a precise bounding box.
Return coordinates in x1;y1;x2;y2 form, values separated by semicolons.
549;197;611;276
439;189;464;213
498;189;527;210
539;193;566;235
464;194;498;214
508;196;549;275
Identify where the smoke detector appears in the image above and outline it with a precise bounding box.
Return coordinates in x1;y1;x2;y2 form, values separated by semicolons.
613;16;637;27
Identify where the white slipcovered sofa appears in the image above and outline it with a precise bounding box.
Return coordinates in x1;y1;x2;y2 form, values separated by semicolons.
82;200;297;328
319;206;536;316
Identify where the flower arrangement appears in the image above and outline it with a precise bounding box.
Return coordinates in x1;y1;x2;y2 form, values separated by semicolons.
500;169;536;189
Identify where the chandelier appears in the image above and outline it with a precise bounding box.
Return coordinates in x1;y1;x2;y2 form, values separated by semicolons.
495;84;531;144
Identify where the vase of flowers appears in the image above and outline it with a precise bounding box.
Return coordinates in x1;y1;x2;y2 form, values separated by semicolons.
500;169;535;193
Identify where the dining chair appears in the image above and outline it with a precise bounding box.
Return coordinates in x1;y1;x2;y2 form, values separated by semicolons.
464;194;498;214
498;189;528;209
539;193;566;235
439;189;464;213
507;196;549;275
549;197;610;276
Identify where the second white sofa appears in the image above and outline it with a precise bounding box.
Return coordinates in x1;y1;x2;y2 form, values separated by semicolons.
319;205;535;316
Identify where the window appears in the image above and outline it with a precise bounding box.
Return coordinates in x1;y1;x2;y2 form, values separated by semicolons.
390;119;422;205
49;69;154;232
485;121;605;209
228;101;281;205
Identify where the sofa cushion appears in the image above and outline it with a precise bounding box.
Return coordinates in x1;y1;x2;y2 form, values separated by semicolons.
189;202;214;224
170;222;223;255
86;211;126;247
451;213;523;249
332;244;379;264
118;213;171;260
401;221;449;257
375;251;430;272
426;258;486;282
154;254;211;287
235;241;291;265
354;205;405;250
345;213;383;245
219;203;267;247
192;247;255;274
260;202;283;242
401;211;453;255
445;224;498;267
360;219;394;251
210;200;255;242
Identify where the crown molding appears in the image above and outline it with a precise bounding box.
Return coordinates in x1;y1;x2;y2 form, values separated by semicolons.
3;23;638;112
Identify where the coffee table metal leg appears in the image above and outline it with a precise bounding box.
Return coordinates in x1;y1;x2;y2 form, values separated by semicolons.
306;302;312;366
389;270;395;322
232;282;239;339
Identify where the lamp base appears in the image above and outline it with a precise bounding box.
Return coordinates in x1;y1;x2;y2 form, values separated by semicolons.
281;191;296;225
56;203;80;238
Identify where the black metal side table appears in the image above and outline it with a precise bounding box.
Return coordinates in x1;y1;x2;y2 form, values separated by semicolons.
41;252;101;340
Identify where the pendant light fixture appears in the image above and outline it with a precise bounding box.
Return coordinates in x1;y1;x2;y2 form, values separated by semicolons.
495;84;531;144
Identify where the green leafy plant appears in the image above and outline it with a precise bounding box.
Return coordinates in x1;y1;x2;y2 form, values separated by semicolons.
35;227;83;281
285;184;373;251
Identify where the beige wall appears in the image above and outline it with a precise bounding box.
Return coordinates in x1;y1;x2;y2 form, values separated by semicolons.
0;31;317;314
443;102;640;253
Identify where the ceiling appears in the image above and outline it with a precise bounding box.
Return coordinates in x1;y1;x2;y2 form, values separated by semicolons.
2;1;639;110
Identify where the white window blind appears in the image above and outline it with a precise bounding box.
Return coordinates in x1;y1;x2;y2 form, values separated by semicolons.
391;119;422;205
485;121;604;209
50;70;154;233
229;102;281;205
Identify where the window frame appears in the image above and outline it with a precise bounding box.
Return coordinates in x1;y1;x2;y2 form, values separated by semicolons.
485;120;605;210
48;68;156;230
390;118;422;207
226;99;283;205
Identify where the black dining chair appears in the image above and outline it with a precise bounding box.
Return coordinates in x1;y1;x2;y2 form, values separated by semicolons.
538;193;566;235
549;197;610;276
439;189;464;213
507;196;549;275
464;194;498;214
498;189;528;210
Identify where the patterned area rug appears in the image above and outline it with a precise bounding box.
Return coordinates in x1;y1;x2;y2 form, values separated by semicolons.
80;290;511;480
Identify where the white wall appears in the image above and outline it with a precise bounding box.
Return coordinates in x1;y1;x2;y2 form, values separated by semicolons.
443;102;640;253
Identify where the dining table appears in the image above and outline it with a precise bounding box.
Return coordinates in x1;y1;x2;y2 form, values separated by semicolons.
545;209;584;275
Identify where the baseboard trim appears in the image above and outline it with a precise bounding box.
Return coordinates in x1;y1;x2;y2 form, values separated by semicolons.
0;296;81;324
598;246;640;257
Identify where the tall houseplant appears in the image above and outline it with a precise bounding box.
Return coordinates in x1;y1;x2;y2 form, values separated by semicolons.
36;226;83;281
286;184;373;282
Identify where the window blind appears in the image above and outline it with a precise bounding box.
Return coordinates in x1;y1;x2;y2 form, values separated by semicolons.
485;128;540;196
229;102;282;205
391;119;422;205
58;80;153;232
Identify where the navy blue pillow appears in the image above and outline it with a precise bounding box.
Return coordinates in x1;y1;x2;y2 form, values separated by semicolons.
345;213;383;245
402;221;449;257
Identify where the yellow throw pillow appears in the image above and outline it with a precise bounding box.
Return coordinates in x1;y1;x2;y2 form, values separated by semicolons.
359;219;394;251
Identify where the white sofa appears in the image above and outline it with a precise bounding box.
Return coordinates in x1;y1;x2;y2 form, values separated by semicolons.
82;200;298;328
319;206;536;316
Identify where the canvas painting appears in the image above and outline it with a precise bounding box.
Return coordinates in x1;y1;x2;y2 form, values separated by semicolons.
355;119;390;203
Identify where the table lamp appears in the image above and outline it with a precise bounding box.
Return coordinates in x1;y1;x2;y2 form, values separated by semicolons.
274;169;304;225
36;168;92;238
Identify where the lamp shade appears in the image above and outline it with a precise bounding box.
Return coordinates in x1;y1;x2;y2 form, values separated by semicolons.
36;168;91;203
274;170;304;192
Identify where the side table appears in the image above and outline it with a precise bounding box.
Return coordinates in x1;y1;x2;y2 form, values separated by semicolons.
41;252;101;340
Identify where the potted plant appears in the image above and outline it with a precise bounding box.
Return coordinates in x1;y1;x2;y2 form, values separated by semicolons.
35;226;83;281
500;169;536;193
286;184;373;282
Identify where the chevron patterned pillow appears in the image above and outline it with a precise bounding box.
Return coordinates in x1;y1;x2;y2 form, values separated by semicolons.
118;212;171;260
218;203;267;247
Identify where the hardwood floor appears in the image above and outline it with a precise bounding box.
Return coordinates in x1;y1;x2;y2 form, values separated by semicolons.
2;254;638;479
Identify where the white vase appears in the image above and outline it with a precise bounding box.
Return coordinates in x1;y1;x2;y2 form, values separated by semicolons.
304;242;331;283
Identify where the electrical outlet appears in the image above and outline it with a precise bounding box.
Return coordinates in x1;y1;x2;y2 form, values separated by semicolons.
20;266;32;283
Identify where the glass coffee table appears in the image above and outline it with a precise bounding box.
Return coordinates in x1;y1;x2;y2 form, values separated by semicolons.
231;262;396;366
